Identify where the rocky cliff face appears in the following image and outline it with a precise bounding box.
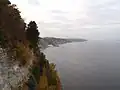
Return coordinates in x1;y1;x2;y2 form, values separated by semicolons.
0;45;61;90
0;48;33;90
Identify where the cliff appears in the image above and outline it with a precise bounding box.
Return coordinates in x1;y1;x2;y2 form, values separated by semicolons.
0;1;61;90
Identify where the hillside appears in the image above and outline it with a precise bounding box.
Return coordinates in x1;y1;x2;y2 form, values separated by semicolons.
0;1;61;90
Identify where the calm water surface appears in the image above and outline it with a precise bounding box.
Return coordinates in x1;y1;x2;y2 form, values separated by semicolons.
44;40;120;90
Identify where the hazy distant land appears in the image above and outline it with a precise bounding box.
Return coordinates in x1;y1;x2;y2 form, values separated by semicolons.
38;37;87;49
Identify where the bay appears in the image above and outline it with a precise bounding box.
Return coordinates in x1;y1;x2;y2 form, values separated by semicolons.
44;40;120;90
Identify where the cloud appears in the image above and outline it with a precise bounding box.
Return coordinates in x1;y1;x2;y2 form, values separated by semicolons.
28;0;40;6
10;0;120;40
51;10;67;14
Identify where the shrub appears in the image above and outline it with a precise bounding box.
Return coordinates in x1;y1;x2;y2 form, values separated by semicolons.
0;29;6;48
15;42;31;66
31;66;40;84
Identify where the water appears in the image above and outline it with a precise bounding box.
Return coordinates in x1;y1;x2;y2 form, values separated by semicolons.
44;40;120;90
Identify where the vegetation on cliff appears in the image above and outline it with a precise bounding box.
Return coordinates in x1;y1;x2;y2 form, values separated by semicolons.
0;0;61;90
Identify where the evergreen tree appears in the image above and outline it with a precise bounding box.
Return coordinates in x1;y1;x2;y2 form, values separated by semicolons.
26;21;40;48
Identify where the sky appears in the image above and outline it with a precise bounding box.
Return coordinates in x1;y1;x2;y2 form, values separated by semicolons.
10;0;120;40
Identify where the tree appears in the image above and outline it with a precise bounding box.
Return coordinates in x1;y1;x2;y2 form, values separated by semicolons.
0;1;26;47
0;0;11;5
26;21;40;48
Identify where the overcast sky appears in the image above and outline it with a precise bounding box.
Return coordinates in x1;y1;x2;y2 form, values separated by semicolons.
10;0;120;40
